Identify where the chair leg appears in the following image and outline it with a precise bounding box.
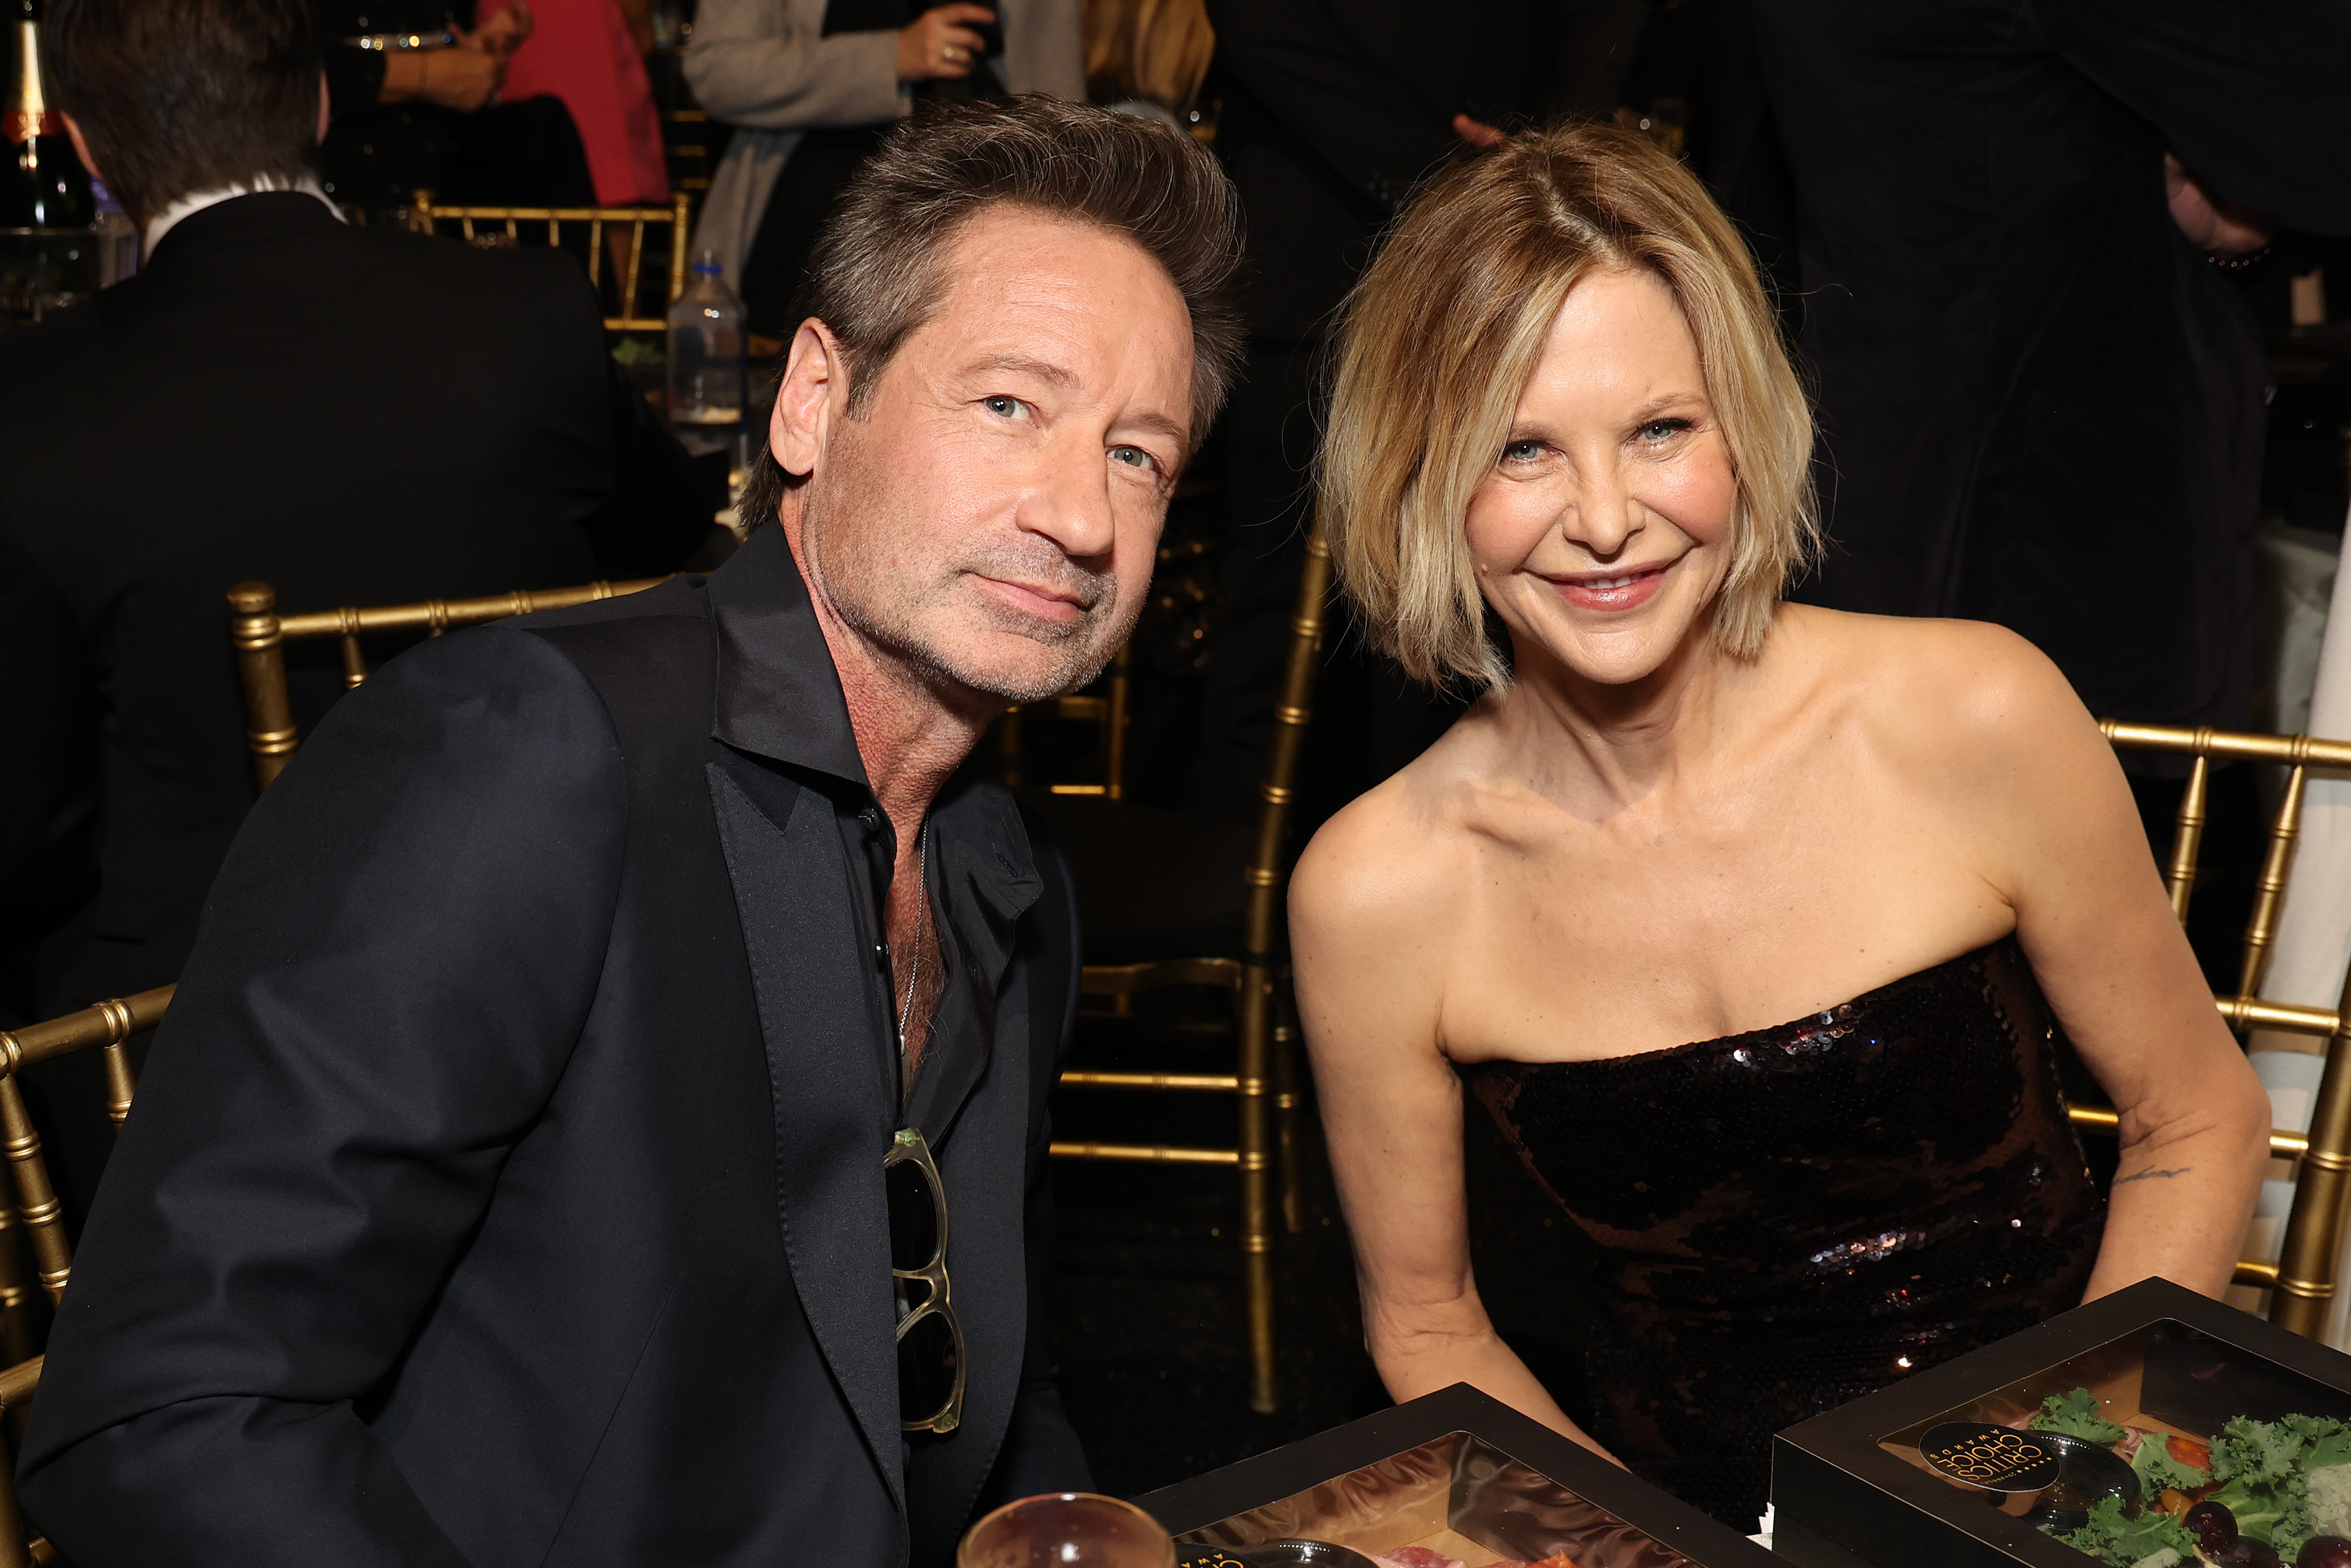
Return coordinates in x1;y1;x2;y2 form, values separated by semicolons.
1240;962;1278;1414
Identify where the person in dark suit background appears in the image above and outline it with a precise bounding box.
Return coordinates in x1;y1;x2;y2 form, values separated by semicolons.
0;0;718;1220
1188;0;1647;825
15;95;1242;1566
1750;0;2351;736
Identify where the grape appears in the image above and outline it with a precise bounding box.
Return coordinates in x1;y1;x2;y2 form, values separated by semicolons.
2298;1537;2351;1568
2220;1539;2280;1568
2186;1502;2240;1554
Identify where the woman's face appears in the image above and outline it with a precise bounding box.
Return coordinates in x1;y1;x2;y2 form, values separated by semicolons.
1464;268;1739;689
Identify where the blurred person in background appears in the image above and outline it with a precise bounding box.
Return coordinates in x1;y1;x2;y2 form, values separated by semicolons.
1752;0;2351;739
0;0;718;1226
1080;0;1211;125
684;0;1082;341
1188;0;1647;826
317;0;601;218
496;0;672;207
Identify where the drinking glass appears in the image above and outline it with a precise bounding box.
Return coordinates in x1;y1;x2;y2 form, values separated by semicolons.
957;1492;1177;1568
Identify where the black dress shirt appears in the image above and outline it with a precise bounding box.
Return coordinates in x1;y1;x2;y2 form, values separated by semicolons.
16;523;1088;1566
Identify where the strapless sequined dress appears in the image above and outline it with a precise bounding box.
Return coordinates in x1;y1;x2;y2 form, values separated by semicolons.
1466;936;2105;1530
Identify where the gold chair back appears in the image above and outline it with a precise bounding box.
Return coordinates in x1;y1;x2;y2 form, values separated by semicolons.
2074;721;2351;1336
226;576;669;792
409;193;695;332
0;986;169;1566
996;642;1134;798
1050;526;1332;1414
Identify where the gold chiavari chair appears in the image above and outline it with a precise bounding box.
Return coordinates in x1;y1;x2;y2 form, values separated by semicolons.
0;985;172;1566
409;193;695;332
226;576;669;792
1044;527;1332;1414
2068;722;2351;1336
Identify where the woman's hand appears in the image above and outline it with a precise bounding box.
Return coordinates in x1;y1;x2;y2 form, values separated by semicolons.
472;1;536;61
896;4;995;83
2166;153;2275;257
378;45;504;111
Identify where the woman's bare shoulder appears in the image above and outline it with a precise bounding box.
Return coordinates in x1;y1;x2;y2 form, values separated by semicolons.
1782;605;2091;755
1289;721;1487;947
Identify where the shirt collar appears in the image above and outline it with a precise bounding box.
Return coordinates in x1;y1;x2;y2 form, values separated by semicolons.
706;523;872;789
706;522;1045;913
143;176;343;260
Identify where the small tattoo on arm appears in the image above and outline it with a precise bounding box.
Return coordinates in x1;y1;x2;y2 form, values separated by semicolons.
2113;1166;2193;1186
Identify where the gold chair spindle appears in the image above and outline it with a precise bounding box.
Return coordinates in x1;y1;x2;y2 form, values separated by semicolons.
94;996;138;1132
228;582;299;792
0;1061;71;1305
668;193;693;304
2168;750;2211;924
623;220;646;318
1235;526;1330;1414
2271;956;2351;1336
0;1355;43;1568
2239;754;2310;1007
337;605;368;690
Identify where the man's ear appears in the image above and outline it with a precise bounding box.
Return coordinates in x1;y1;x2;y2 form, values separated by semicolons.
317;71;332;145
769;319;853;480
60;112;104;186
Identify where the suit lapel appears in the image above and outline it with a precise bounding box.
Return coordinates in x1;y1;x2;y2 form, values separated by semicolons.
707;758;906;1520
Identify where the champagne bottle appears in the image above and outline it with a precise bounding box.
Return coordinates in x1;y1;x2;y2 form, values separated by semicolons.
3;0;92;229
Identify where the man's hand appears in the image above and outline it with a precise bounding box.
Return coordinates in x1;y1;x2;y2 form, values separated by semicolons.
1453;113;1505;149
896;5;994;83
2165;153;2274;257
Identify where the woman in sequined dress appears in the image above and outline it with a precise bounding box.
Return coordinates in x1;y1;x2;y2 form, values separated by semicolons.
1287;121;2271;1531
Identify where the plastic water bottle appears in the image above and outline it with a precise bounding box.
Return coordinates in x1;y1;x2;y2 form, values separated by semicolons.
667;250;745;449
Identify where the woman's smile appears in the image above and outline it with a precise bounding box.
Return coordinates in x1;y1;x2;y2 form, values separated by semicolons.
1548;559;1673;614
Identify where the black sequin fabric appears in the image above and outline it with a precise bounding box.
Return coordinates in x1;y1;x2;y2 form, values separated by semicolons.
1466;936;2104;1531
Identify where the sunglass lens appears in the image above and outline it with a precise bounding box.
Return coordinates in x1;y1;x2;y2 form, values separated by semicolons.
886;1158;938;1272
898;1308;959;1423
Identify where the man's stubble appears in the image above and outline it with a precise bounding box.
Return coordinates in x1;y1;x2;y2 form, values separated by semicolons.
796;424;1141;706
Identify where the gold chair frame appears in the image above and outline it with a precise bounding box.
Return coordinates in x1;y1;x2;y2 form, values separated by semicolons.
1049;527;1332;1414
998;642;1133;798
409;193;695;332
226;577;668;792
2071;721;2351;1336
0;986;170;1566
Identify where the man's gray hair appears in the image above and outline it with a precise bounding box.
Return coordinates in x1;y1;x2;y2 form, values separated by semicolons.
740;94;1245;531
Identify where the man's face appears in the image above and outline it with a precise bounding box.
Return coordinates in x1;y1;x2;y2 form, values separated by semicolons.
778;205;1196;704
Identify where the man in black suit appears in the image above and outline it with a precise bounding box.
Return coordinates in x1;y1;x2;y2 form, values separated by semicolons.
17;95;1242;1567
0;0;715;1086
1751;0;2351;733
1191;0;1646;824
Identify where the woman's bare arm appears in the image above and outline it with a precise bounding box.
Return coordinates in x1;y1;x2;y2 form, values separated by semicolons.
1290;796;1611;1455
1938;628;2269;1298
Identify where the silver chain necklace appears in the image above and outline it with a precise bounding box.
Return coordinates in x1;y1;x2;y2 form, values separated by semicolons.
896;821;930;1082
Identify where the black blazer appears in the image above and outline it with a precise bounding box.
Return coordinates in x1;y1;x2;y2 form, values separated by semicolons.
16;524;1088;1566
0;190;711;1032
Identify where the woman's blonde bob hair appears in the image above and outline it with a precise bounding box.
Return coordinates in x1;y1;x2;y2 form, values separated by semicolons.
1321;121;1817;691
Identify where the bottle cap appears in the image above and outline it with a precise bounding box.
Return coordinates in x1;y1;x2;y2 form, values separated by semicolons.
693;247;723;279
